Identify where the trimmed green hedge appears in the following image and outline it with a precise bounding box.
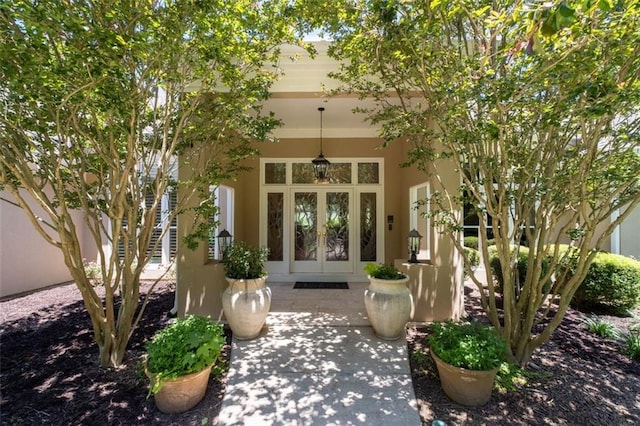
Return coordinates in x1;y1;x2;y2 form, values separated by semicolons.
464;247;480;268
487;245;569;295
488;245;532;293
464;236;479;250
570;253;640;314
464;236;494;250
488;245;640;314
463;247;480;278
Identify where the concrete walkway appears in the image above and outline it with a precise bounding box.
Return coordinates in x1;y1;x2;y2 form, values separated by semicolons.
218;282;422;426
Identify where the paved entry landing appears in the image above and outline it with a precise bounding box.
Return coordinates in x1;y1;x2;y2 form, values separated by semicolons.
218;282;421;426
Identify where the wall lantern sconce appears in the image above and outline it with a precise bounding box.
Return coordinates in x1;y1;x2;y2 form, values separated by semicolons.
311;107;331;183
408;229;422;263
217;229;233;259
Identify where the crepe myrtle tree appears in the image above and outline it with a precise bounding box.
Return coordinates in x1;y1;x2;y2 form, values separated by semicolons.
320;0;640;366
0;0;307;368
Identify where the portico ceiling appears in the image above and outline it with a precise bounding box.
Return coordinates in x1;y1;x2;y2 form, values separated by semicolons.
265;42;381;139
264;96;379;139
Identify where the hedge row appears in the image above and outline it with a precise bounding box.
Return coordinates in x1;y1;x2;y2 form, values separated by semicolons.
570;252;640;313
463;246;480;278
463;236;494;250
486;246;640;314
487;245;554;295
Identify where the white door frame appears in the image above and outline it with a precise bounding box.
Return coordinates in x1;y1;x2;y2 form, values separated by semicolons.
259;158;384;282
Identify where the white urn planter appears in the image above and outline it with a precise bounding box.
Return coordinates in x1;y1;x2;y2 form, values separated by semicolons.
364;276;412;340
222;277;271;340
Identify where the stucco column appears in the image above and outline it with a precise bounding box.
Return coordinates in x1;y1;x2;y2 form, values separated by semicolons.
394;260;462;322
175;147;227;320
395;156;464;322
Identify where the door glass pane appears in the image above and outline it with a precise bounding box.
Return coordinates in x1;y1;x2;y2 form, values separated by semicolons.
265;163;286;184
267;192;284;261
292;162;352;184
360;193;377;261
325;192;349;261
294;192;317;260
358;163;379;184
292;163;315;184
329;163;352;184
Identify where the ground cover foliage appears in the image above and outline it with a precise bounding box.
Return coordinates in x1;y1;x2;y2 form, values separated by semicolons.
1;281;638;425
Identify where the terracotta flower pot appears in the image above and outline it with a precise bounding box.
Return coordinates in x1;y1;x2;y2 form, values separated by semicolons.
364;276;412;340
431;351;499;406
151;364;213;414
222;277;271;340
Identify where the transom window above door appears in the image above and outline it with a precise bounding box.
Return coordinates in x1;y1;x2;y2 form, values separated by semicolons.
264;159;382;185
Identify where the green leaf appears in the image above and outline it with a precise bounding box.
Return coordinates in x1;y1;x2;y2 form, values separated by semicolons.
555;3;576;29
598;0;612;11
541;15;558;36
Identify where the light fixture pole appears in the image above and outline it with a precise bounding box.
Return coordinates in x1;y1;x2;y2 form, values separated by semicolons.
312;107;330;182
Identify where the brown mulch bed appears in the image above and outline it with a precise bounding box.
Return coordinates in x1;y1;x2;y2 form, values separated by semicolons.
0;281;230;426
1;281;639;425
409;285;640;425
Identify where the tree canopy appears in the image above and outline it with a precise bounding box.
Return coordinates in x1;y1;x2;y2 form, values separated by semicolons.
318;0;640;365
0;0;306;367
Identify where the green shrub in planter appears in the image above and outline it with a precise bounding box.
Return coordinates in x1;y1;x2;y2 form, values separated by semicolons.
146;315;225;395
570;253;640;314
428;320;507;371
364;263;407;280
221;241;268;280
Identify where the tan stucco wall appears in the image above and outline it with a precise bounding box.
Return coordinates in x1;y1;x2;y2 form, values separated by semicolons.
176;136;464;320
619;204;640;258
176;145;239;319
0;189;92;298
393;149;464;322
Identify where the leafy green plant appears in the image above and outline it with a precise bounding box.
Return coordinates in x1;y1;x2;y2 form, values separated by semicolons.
221;242;269;280
364;263;407;280
463;247;480;277
146;316;225;395
428;321;507;371
583;315;619;339
494;362;551;393
463;236;479;250
411;349;432;369
621;330;640;362
570;253;640;314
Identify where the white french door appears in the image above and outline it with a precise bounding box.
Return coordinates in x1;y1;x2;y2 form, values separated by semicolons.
291;188;354;274
260;158;384;280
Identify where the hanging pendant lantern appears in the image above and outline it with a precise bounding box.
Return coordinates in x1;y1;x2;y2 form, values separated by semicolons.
312;107;330;182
